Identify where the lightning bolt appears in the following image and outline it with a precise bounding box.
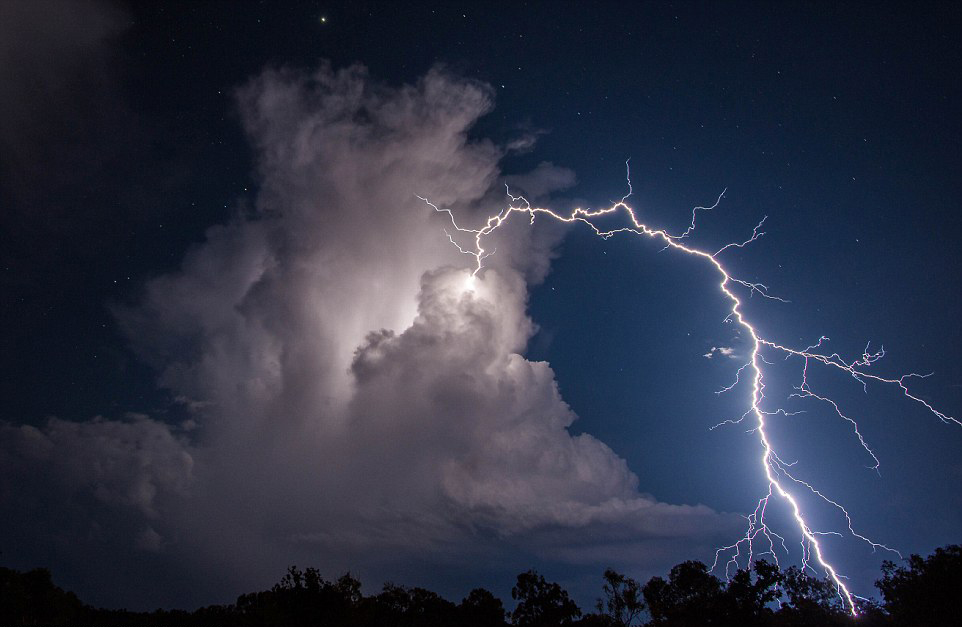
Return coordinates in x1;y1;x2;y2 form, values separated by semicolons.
419;164;958;615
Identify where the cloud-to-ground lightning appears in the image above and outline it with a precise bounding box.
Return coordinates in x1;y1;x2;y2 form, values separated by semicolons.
419;166;959;615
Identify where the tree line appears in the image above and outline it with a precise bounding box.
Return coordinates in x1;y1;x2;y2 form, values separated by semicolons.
1;545;957;626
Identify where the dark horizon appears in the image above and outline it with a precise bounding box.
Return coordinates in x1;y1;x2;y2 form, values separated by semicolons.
3;544;959;626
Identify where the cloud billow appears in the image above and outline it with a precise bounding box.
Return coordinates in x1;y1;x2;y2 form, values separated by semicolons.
1;62;728;606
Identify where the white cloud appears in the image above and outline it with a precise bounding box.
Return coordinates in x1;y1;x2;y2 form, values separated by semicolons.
703;346;737;359
2;63;733;605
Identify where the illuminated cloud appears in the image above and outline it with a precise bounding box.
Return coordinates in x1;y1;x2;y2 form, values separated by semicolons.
0;63;731;605
703;346;736;359
0;414;193;518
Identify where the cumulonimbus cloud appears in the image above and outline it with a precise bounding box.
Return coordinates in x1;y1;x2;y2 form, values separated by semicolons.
1;62;732;606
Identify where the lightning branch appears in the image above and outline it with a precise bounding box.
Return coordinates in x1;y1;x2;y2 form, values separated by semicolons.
419;164;958;615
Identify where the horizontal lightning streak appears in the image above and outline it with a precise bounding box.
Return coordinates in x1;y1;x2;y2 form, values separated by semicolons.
419;164;957;615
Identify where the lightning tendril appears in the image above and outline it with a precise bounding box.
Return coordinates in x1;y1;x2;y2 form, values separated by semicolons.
419;163;958;615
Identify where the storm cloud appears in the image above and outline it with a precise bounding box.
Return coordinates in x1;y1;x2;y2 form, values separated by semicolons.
1;63;729;607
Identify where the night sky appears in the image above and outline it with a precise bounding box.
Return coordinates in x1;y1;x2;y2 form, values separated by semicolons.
1;0;960;612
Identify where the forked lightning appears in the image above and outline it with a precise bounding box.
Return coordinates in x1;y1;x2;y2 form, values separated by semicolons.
420;165;958;615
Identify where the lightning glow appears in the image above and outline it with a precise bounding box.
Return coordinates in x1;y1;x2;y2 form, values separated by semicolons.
420;164;958;615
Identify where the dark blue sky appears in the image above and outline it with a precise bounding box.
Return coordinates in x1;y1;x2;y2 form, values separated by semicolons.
1;0;959;611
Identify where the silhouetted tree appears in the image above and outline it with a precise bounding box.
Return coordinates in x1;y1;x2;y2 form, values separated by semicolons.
876;544;961;627
235;566;363;627
6;546;962;627
511;570;582;627
774;566;848;626
365;582;458;627
459;588;508;627
595;568;645;626
724;560;782;624
375;583;411;615
849;598;886;627
0;567;86;626
643;561;724;626
334;573;364;607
